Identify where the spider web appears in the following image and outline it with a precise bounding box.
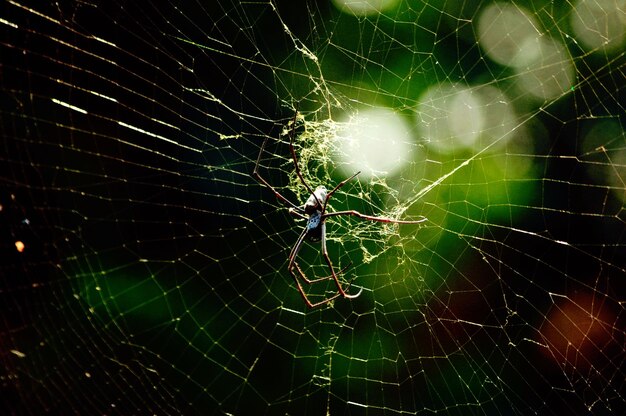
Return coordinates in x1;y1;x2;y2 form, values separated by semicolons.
1;0;625;414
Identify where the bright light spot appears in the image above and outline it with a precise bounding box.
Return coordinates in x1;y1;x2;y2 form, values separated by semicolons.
580;120;626;204
449;89;484;148
416;84;482;153
334;107;414;179
571;0;626;52
478;3;575;101
477;3;540;68
493;120;541;178
10;349;26;358
516;37;575;100
416;84;517;153
331;0;400;16
15;240;25;253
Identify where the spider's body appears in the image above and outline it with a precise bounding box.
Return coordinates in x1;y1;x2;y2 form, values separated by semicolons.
304;185;327;215
303;185;327;242
305;211;322;242
253;110;426;308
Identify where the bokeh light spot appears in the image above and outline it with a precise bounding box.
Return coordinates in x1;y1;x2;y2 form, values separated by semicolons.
477;3;540;68
15;240;25;253
334;107;415;179
331;0;400;16
571;0;626;52
416;84;517;153
538;292;617;370
515;37;575;100
477;3;574;101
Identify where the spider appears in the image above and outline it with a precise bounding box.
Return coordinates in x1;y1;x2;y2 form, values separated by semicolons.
253;110;426;308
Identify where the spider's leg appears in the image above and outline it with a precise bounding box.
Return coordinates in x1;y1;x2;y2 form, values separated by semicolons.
288;208;308;220
288;227;346;284
287;227;356;308
293;261;353;284
300;274;362;308
253;137;304;213
323;210;427;224
287;228;335;308
291;265;357;309
288;228;330;284
323;171;361;213
320;222;363;299
286;111;321;207
300;289;343;309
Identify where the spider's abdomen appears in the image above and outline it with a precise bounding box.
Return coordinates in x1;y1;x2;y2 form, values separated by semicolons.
303;186;328;215
306;211;322;242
